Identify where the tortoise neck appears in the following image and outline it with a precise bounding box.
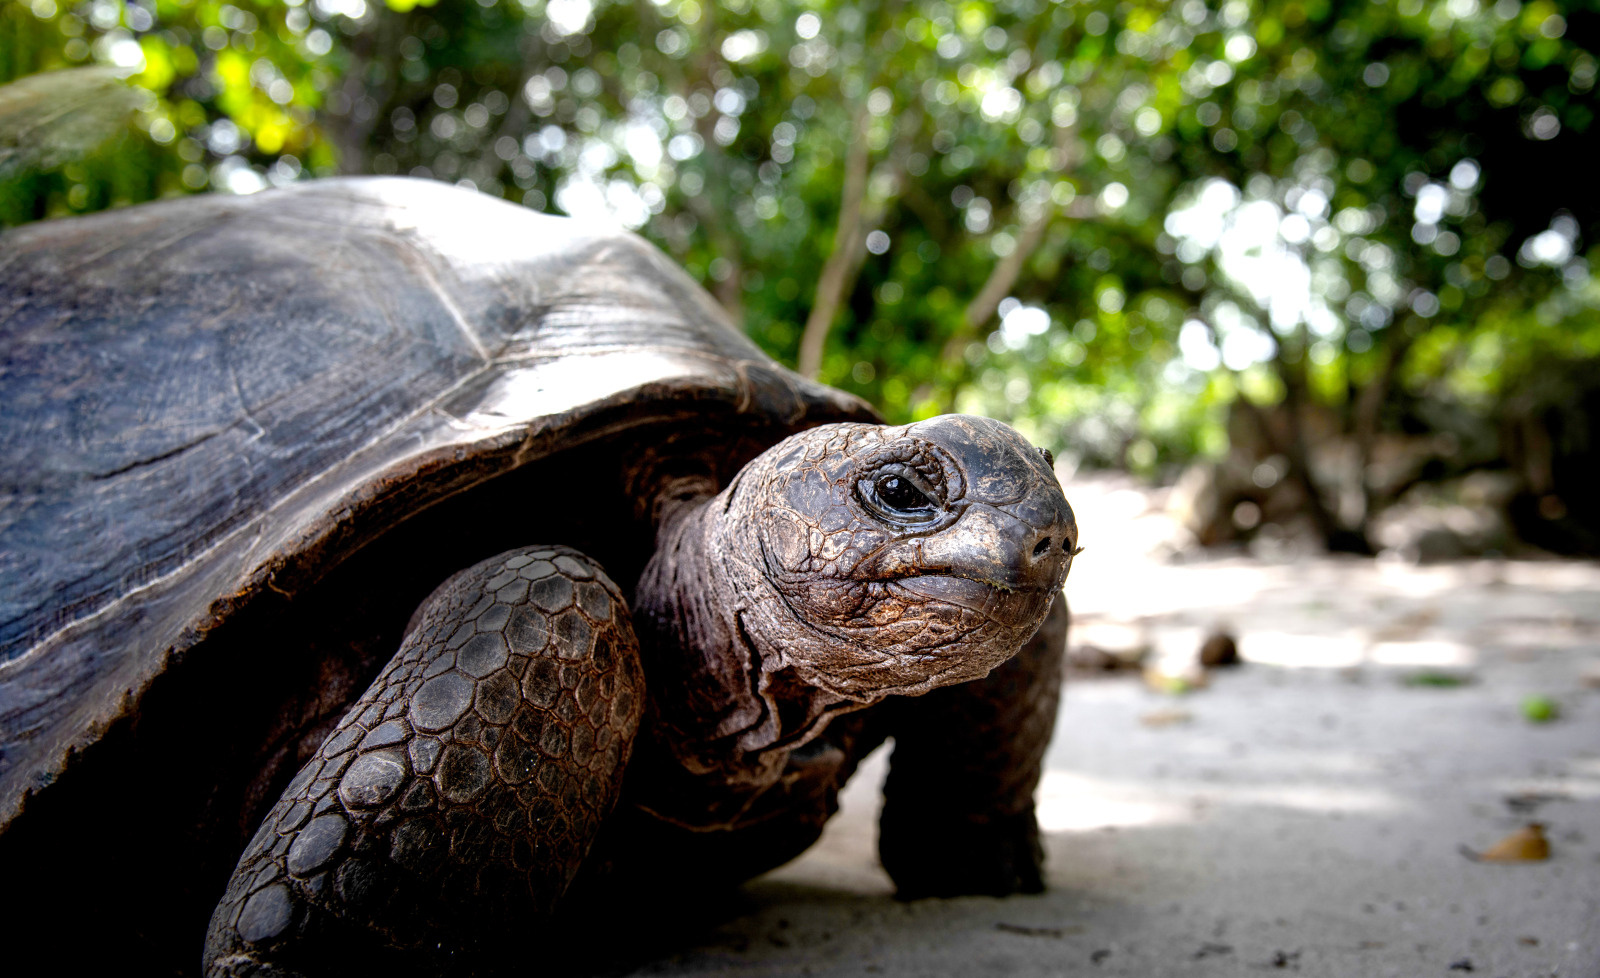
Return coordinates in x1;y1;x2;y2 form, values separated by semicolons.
644;473;720;534
632;488;855;781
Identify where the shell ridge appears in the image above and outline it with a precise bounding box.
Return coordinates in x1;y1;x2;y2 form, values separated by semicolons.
399;240;492;363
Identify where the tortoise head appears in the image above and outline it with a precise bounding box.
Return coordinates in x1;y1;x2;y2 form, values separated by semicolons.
720;414;1078;701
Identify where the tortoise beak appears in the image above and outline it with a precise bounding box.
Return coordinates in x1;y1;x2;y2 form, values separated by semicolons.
891;574;1056;627
920;489;1077;594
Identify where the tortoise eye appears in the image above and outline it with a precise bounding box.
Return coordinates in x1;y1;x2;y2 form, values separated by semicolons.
863;474;940;524
878;476;933;513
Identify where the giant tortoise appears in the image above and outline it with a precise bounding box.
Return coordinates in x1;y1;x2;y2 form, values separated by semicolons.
0;178;1078;975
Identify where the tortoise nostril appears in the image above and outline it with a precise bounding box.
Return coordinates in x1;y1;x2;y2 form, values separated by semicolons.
1032;537;1052;558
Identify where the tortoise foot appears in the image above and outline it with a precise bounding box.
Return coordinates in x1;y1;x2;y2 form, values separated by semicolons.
882;809;1046;899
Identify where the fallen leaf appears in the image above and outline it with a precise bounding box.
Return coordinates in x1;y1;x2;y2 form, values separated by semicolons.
1521;695;1560;723
1402;670;1474;688
1140;707;1194;728
1462;823;1550;863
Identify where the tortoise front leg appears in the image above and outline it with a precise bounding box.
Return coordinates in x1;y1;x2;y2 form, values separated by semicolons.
203;547;644;977
878;592;1067;898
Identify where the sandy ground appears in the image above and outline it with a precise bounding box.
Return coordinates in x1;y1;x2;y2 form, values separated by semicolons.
602;475;1600;978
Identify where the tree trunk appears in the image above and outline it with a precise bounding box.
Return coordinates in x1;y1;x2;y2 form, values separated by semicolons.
1352;324;1416;524
1198;317;1371;554
1270;325;1373;554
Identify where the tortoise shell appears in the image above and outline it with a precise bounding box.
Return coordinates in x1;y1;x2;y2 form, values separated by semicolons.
0;177;873;954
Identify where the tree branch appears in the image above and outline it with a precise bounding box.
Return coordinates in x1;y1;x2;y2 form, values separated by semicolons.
1353;323;1418;520
962;201;1056;329
798;104;872;379
684;6;749;323
939;120;1079;370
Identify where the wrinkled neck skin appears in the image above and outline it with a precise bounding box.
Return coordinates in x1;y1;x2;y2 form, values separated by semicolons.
632;487;860;793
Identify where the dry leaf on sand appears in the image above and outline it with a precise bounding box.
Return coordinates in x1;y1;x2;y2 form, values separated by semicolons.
1461;823;1551;863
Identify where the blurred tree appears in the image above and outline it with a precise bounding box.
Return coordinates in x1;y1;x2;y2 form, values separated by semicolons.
2;0;1595;550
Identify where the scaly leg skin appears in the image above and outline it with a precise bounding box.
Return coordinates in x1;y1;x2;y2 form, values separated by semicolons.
203;547;644;977
878;591;1067;898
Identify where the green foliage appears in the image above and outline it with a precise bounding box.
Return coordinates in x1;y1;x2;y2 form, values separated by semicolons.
2;0;1595;480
